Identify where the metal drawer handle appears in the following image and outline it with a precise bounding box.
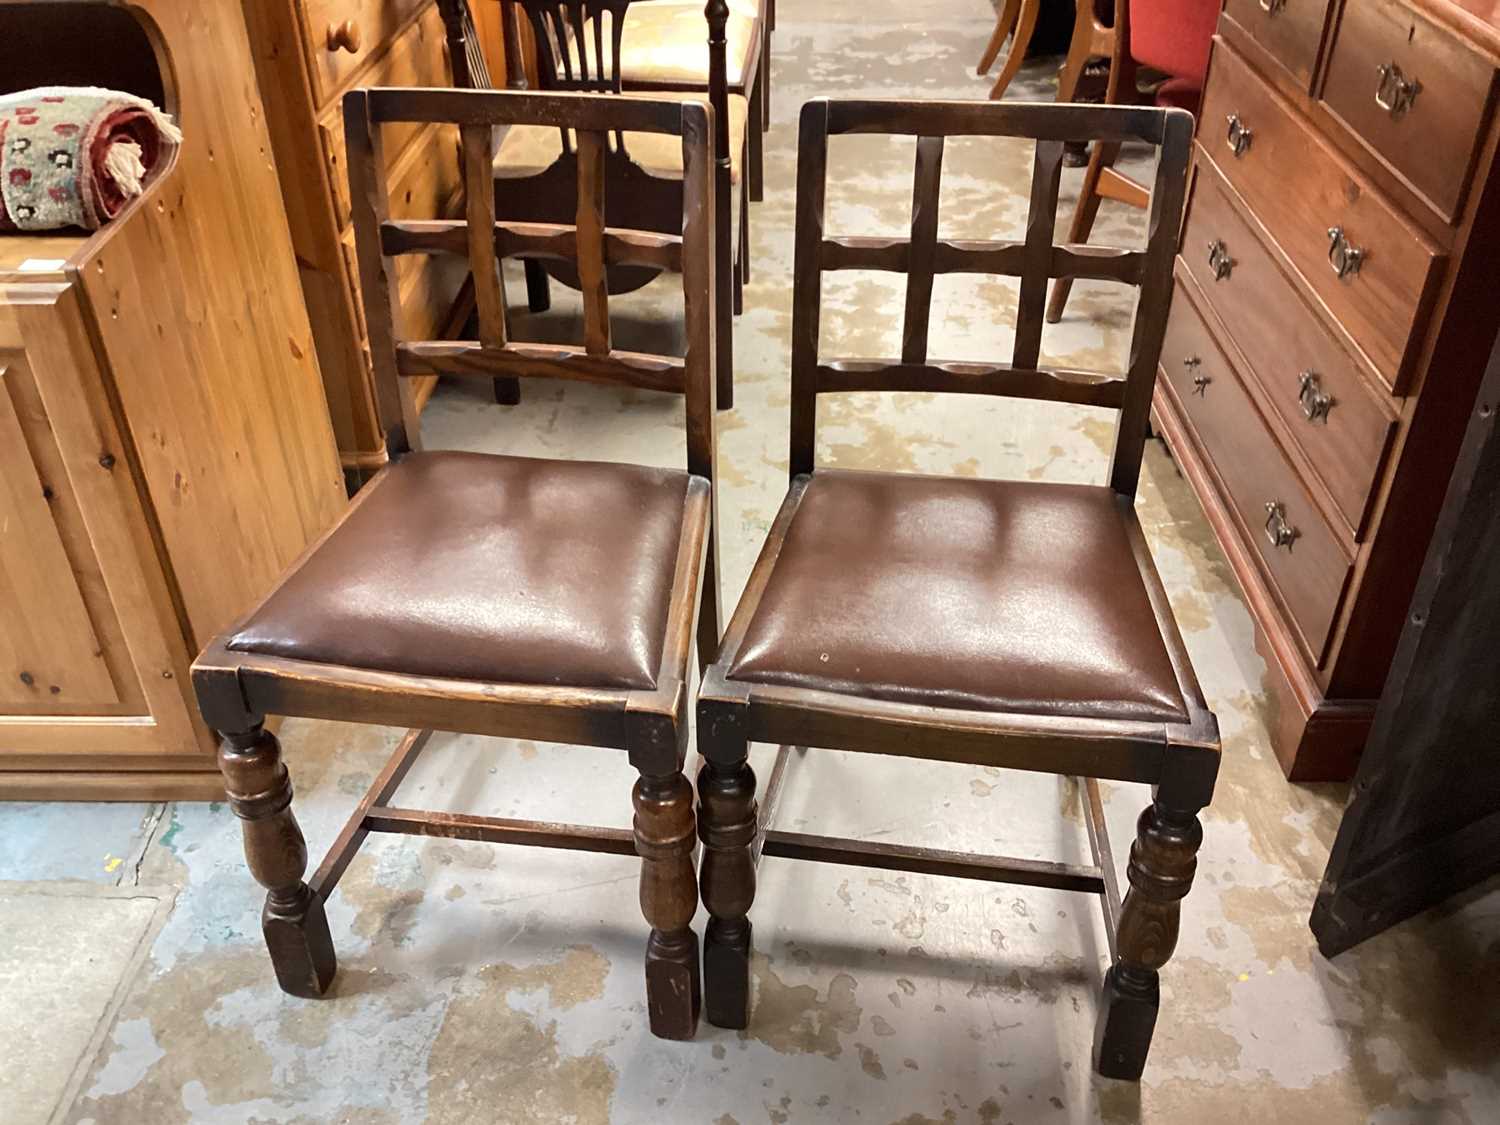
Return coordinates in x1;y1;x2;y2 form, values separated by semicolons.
1225;114;1254;157
1258;0;1286;13
1326;226;1364;279
1375;62;1422;120
1264;501;1300;551
1298;370;1334;423
1182;356;1212;395
1207;239;1235;281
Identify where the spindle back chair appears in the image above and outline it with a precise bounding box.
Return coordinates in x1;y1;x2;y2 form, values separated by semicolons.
439;0;740;407
191;87;722;1041
695;98;1219;1080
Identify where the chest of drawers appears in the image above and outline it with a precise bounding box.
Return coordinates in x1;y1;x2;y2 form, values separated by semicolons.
1154;0;1500;779
242;0;496;482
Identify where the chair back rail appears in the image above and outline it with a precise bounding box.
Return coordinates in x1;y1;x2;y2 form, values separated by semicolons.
342;86;718;489
789;98;1192;496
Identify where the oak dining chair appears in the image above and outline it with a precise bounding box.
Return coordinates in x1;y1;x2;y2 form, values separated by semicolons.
694;97;1218;1079
440;0;746;408
192;87;721;1040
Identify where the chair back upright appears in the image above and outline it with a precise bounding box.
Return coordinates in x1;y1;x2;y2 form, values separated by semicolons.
789;99;1193;498
341;86;719;485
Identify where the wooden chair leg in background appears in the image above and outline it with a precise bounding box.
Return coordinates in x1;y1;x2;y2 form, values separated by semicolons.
523;257;551;312
697;697;757;1028
978;0;1021;76
749;72;765;202
219;723;337;999
634;769;702;1039
987;0;1039;100
1093;798;1204;1079
1046;139;1119;323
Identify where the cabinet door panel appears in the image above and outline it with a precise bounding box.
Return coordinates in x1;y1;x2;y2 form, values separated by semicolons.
0;364;118;708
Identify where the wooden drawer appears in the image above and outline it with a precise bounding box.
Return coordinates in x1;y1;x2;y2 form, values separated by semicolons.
1200;39;1443;393
1162;272;1353;665
1180;159;1398;538
1221;0;1331;89
303;0;431;109
1321;0;1497;223
318;2;453;223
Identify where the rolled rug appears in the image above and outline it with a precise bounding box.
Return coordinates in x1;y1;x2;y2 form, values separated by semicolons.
0;85;182;232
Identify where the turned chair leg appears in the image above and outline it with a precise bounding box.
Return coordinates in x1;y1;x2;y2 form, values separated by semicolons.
697;699;756;1028
633;770;701;1039
698;753;758;1028
218;724;336;998
1093;799;1204;1080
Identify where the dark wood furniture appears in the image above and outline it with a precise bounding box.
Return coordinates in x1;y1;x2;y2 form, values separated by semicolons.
1149;0;1500;779
461;0;747;408
191;87;721;1040
695;98;1218;1080
0;0;345;799
1311;329;1500;956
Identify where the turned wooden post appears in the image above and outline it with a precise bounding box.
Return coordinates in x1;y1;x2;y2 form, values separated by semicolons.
1093;800;1203;1079
218;725;336;998
633;770;701;1039
698;754;757;1028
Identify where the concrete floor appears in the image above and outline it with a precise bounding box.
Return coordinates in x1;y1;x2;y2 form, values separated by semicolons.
4;1;1499;1122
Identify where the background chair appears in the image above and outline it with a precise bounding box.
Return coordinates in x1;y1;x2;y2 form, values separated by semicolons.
442;0;745;409
1046;0;1217;322
694;98;1217;1080
192;87;722;1041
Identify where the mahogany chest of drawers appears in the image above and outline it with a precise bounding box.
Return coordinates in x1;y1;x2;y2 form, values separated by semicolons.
1156;0;1500;779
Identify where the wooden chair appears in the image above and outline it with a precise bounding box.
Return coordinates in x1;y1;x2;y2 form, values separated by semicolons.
694;98;1218;1079
191;87;722;1041
602;0;772;205
441;0;744;409
1046;0;1217;322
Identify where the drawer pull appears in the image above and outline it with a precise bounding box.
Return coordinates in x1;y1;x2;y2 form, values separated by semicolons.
1375;62;1422;120
1207;239;1235;281
1326;226;1364;279
1225;114;1254;157
326;19;362;54
1297;371;1334;423
1182;356;1212;395
1264;501;1300;551
1258;0;1286;12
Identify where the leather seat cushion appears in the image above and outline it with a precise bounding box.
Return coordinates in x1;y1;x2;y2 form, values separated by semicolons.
728;470;1188;722
613;1;760;87
494;91;749;184
228;451;691;691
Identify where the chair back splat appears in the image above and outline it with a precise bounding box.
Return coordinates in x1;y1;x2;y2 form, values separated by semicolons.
789;99;1193;496
342;86;719;490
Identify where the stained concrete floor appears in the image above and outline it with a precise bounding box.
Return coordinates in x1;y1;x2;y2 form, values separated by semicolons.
4;1;1500;1122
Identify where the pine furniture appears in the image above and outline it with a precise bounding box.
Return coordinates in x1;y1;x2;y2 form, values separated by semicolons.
192;87;721;1039
695;98;1217;1079
1151;0;1500;779
0;0;345;800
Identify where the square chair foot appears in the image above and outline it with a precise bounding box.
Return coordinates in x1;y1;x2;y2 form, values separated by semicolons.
704;918;752;1029
646;929;702;1039
1092;965;1159;1080
263;886;337;998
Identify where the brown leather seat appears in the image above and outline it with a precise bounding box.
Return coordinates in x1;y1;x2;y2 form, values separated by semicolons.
728;469;1187;722
228;451;693;691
